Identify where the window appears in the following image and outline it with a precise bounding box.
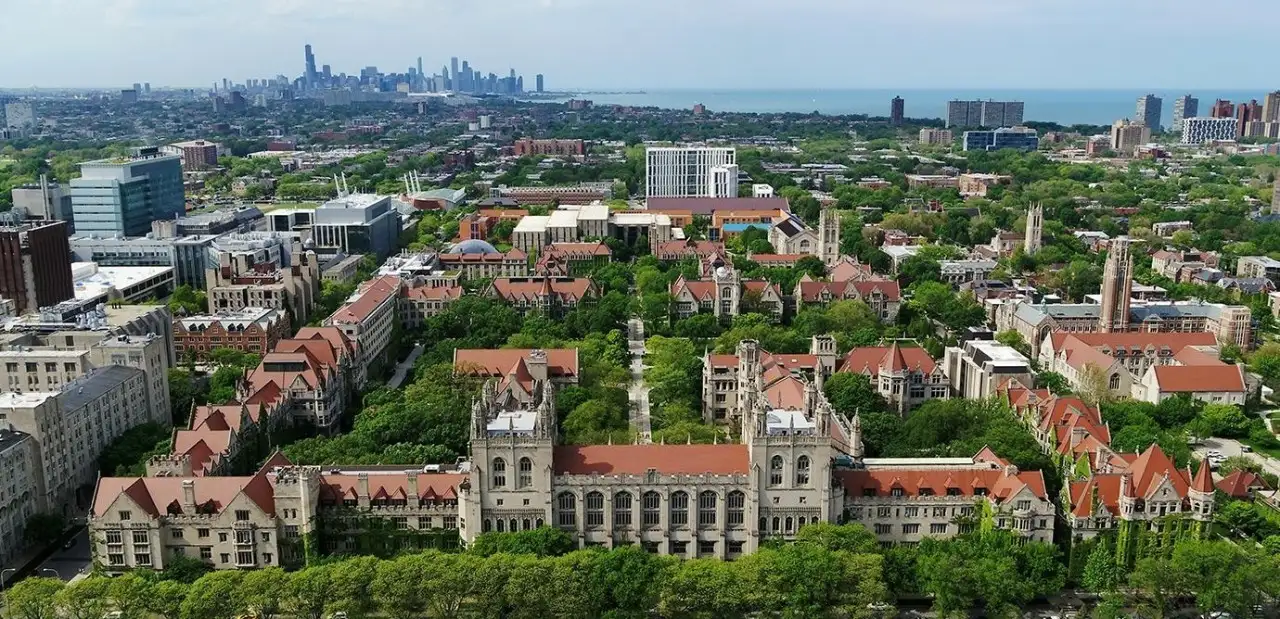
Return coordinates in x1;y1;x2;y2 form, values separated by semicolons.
132;531;149;544
876;506;891;518
284;525;299;538
795;456;810;486
118;510;132;521
785;517;794;533
419;516;433;529
518;457;533;488
1016;500;1032;511
670;540;689;556
200;547;212;560
902;524;920;534
235;510;250;522
585;492;605;528
904;506;919;518
197;528;209;539
443;516;457;529
237;551;254;565
874;524;891;535
1109;374;1121;390
393;517;408;530
135;553;152;566
670;491;689;526
557;492;576;527
891;488;904;497
492;458;507;488
613;492;632;528
930;523;948;534
642;491;661;527
235;530;252;544
698;541;717;557
769;455;784;486
171;529;184;539
219;532;228;542
263;553;273;565
496;519;505;532
108;553;125;566
697;491;717;527
261;533;270;542
106;531;122;544
220;553;230;564
932;507;948;518
727;491;745;527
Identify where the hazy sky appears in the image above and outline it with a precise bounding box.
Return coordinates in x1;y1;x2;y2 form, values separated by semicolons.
2;0;1275;90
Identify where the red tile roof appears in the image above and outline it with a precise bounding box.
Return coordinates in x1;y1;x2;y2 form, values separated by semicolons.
319;473;466;504
293;327;356;358
328;276;401;325
1152;365;1245;393
453;349;579;379
93;472;276;518
797;280;901;303
553;445;749;476
652;240;725;260
403;284;463;302
838;465;1047;501
1126;444;1190;498
1216;470;1270;498
839;346;936;375
489;277;595;303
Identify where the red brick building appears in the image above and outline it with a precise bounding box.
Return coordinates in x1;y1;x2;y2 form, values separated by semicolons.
174;307;291;360
512;139;586;157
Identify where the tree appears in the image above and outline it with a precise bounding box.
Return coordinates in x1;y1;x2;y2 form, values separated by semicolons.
1081;539;1122;593
180;571;244;619
794;522;879;553
469;527;576;557
285;566;334;619
55;578;112;619
1076;362;1113;407
659;559;744;618
23;512;65;546
1037;371;1070;395
1187;403;1251;439
109;572;155;619
148;581;190;619
240;567;288;618
994;329;1029;356
6;577;64;619
824;372;889;417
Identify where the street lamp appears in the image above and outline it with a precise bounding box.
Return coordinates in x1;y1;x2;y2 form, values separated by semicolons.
39;568;59;579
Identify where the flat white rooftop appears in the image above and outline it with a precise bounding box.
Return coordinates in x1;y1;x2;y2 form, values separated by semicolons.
514;216;550;234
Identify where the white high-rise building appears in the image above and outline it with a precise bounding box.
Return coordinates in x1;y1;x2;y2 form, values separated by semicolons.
708;164;740;198
3;102;35;131
645;146;736;198
1181;118;1239;144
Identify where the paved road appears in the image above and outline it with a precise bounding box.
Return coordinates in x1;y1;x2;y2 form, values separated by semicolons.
37;528;91;582
387;342;425;389
1193;437;1280;478
627;319;652;443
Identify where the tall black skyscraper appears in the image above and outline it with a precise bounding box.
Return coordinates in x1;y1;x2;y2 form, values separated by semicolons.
304;44;317;88
890;96;905;126
451;57;460;91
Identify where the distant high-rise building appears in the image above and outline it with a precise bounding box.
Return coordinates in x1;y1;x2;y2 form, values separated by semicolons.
1110;119;1150;154
536;74;545;93
0;221;74;315
132;83;141;94
322;64;331;80
451;57;460;91
229;91;247;111
304;44;317;88
918;128;953;145
890;96;904;126
1003;102;1025;126
1171;95;1198;133
3;101;35;131
980;101;1006;127
1181;117;1239;144
120;89;138;105
1237;99;1262;136
947;99;1023;128
70;148;184;237
1272;178;1280;216
1135;94;1162;132
143;83;151;94
1210;99;1235;118
212;96;225;114
417;57;424;89
1263;91;1280;123
645;147;736;198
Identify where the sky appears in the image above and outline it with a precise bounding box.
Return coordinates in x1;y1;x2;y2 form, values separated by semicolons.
1;0;1276;90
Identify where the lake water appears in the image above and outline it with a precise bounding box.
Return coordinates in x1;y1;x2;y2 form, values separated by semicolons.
537;88;1270;127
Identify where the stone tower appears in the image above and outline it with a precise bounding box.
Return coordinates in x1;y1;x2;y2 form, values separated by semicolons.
1024;203;1044;254
818;204;841;266
1099;237;1133;332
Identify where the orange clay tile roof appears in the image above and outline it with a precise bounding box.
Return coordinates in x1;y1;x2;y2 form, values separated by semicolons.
797;280;901;302
453;348;579;379
318;473;466;503
839;345;936;375
403;285;463;301
553;445;749;476
838;466;1047;500
489;277;595;303
293;326;356;357
764;374;807;409
93;473;276;518
328;276;401;325
1216;470;1270;498
1152;365;1245;393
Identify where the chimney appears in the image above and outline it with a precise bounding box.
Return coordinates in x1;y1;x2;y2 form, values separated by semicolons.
527;349;548;382
357;472;370;502
407;472;419;502
182;480;197;512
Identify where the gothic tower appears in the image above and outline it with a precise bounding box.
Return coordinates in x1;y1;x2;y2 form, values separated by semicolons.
818;204;841;266
1024;204;1044;254
1099;237;1134;332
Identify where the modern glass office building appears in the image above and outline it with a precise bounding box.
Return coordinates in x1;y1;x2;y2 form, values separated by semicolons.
962;127;1040;152
71;148;184;237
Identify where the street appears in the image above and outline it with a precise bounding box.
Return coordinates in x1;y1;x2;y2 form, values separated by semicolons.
37;528;91;582
1192;437;1280;478
627;319;652;443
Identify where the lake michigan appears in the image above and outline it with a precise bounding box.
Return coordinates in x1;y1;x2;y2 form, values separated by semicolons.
537;88;1270;127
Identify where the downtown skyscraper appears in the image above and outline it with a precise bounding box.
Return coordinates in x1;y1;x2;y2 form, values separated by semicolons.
304;44;317;89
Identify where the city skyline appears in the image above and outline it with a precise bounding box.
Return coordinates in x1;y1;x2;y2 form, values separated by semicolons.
2;0;1278;89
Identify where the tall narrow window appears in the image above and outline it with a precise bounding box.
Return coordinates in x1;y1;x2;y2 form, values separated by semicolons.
769;455;784;487
557;492;576;527
518;457;533;488
796;456;811;486
727;491;745;527
492;458;506;488
670;491;689;526
642;491;661;527
698;491;717;527
614;492;633;528
585;492;604;528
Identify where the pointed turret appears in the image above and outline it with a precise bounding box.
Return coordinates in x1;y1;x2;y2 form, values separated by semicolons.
1191;460;1215;494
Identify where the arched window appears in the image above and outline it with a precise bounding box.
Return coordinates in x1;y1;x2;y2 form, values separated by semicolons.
796;456;811;486
535;518;545;528
785;516;794;533
522;519;531;531
1109;374;1121;390
496;519;505;532
642;491;661;527
670;491;689;526
556;492;576;527
770;455;784;487
483;519;492;532
759;517;768;532
518;457;533;488
614;492;633;528
492;458;506;488
771;516;781;532
727;491;746;527
698;491;717;527
509;519;518;532
585;492;605;528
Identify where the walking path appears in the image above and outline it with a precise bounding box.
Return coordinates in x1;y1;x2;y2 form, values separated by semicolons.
387;342;425;389
627;319;652;443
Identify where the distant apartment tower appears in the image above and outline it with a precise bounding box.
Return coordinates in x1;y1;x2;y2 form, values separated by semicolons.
1273;178;1280;216
162;140;220;171
962;127;1038;152
1181;118;1239;144
708;164;740;199
1210;99;1235;118
919;128;953;145
890;96;904;126
1237;100;1262;136
1264;91;1280;123
1110;119;1151;154
70;148;185;237
0;221;74;314
536;74;545;93
1135;94;1162;132
120;89;138;105
1171;95;1198;133
3;101;35;132
947;100;1023;128
645;146;736;198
